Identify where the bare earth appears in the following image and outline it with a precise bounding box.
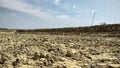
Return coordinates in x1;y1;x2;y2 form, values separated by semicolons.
0;32;120;68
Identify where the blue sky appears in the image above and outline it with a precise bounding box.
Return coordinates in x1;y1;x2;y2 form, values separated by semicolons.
0;0;120;29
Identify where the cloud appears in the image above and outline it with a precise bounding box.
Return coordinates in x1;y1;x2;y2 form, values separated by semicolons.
60;3;72;11
55;14;81;24
91;10;96;13
10;13;18;17
0;0;81;24
34;0;40;3
56;15;70;19
72;5;76;9
53;0;60;5
0;0;54;19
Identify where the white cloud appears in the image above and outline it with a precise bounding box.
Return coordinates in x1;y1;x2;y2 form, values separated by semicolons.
0;0;54;19
56;15;70;19
91;10;96;13
0;0;82;24
73;5;76;9
61;3;72;11
53;0;60;5
55;14;81;24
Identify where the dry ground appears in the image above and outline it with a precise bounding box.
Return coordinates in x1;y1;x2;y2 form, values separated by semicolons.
0;32;120;68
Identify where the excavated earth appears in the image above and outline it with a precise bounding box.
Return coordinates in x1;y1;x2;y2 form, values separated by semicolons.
0;32;120;68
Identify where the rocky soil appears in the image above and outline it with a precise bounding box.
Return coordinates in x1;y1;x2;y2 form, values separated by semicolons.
0;32;120;68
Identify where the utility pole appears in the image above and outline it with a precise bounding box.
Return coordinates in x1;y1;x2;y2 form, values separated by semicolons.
91;11;96;26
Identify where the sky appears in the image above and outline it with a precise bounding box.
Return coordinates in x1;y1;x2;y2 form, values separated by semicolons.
0;0;120;29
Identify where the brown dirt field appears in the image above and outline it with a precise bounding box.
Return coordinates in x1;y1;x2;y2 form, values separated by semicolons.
0;32;120;68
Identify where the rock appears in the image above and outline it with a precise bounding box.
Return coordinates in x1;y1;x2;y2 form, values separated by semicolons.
40;53;45;58
32;52;39;60
43;59;49;66
40;52;50;59
65;49;78;57
0;54;7;64
65;51;72;57
12;58;20;66
18;65;33;68
108;64;120;68
53;60;81;68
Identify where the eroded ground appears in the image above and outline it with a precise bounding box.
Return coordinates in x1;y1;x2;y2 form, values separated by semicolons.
0;32;120;68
